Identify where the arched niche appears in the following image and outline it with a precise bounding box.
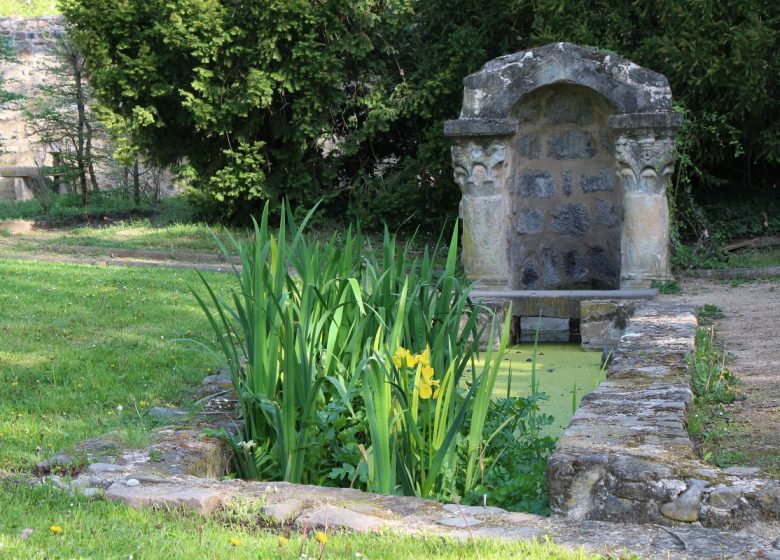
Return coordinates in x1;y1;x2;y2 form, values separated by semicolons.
445;43;681;291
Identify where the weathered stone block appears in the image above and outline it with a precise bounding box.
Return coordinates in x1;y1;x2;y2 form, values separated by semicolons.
262;500;305;523
595;199;622;227
660;479;707;523
520;260;541;288
520;316;570;333
105;482;226;514
580;169;615;192
562;170;573;196
295;505;387;532
546;90;594;125
588;246;618;286
515;133;541;159
540;246;561;285
548;130;597;160
517;170;554;198
563;249;588;280
707;486;743;510
612;456;673;483
552;204;590;236
515;208;544;234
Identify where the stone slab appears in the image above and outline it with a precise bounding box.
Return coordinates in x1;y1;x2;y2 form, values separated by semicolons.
294;505;388;532
443;118;518;137
105;482;226;513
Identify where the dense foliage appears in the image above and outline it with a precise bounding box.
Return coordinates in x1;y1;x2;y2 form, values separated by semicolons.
59;0;407;221
60;0;778;232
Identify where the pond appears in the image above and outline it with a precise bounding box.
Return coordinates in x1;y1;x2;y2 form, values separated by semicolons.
477;343;605;436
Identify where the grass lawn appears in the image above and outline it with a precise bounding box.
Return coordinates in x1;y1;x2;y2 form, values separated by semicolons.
0;258;233;470
0;257;611;559
26;221;247;254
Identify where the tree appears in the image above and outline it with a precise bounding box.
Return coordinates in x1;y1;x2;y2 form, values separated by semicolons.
23;34;108;207
60;0;406;220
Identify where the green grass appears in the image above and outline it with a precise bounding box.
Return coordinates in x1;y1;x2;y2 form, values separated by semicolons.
0;194;195;224
727;245;780;268
0;481;610;560
0;0;57;16
46;221;247;253
477;344;605;436
0;258;235;470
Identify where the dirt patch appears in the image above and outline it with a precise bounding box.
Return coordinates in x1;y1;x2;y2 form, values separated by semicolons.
660;277;780;476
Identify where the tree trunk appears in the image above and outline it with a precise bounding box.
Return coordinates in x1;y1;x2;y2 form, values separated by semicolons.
74;59;88;207
133;158;140;205
85;120;99;191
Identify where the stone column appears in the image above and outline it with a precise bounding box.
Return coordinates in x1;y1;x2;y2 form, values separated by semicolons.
450;140;510;288
608;113;682;289
444;119;517;290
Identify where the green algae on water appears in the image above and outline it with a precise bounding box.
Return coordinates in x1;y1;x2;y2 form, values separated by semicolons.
476;343;605;436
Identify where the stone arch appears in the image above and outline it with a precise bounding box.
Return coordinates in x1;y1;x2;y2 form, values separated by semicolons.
444;43;681;291
458;42;673;120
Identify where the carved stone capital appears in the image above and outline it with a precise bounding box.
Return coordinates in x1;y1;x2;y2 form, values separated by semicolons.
451;141;507;197
609;113;681;196
613;134;676;195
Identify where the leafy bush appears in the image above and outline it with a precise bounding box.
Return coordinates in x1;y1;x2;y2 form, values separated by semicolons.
196;202;535;503
461;395;556;514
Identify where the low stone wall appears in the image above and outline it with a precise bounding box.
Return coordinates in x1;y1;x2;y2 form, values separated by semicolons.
550;300;780;529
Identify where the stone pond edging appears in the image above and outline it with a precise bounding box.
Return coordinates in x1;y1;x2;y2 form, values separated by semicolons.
32;301;780;558
561;300;780;531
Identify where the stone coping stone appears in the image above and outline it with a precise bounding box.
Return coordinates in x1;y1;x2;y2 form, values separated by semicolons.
551;300;780;532
443;118;518;137
71;474;780;558
607;112;683;131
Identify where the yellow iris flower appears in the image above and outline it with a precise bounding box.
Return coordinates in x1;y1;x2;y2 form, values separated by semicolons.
392;347;416;369
417;345;431;367
418;363;439;399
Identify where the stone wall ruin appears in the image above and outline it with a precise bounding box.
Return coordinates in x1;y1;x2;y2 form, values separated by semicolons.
445;43;681;292
0;17;65;200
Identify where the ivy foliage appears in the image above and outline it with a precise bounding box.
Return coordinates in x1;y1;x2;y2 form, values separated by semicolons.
61;0;778;227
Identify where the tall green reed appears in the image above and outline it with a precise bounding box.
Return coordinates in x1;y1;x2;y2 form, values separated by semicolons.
195;202;509;500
